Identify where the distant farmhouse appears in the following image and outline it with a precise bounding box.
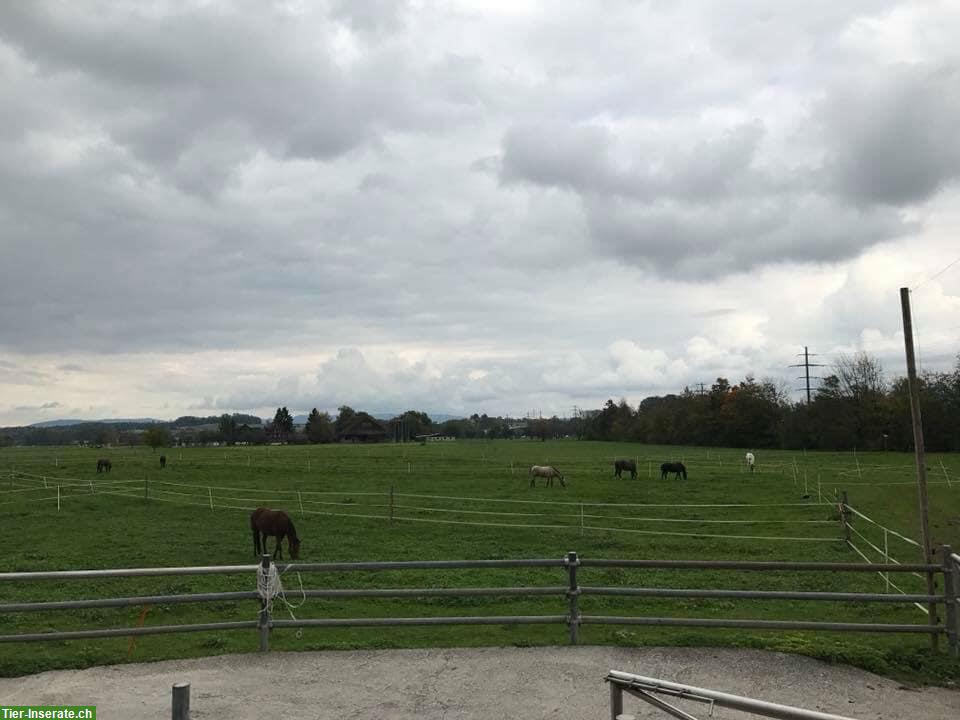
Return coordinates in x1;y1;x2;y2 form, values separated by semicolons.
338;413;388;443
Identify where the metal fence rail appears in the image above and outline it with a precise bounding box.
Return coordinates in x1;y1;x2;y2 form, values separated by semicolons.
606;669;859;720
0;549;957;656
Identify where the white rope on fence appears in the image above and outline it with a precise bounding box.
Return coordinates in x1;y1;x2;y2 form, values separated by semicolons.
395;503;838;525
0;495;59;507
21;476;844;545
846;540;928;614
582;523;840;543
833;479;956;487
394;492;831;509
393;503;550;518
256;563;304;623
843;505;921;547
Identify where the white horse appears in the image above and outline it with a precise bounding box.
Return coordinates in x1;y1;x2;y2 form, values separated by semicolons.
745;452;755;472
529;465;565;488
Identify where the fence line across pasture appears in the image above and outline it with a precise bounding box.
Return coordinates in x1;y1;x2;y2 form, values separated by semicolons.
3;551;956;660
49;482;847;545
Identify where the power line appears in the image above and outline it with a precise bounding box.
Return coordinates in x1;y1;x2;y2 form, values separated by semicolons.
912;254;960;291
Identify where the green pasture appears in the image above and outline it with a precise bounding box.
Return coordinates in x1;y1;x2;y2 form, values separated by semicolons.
1;441;958;683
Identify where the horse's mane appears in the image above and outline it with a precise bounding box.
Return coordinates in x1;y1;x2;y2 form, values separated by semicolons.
286;516;299;542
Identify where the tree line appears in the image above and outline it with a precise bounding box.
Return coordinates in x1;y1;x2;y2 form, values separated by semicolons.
580;352;960;452
2;352;957;450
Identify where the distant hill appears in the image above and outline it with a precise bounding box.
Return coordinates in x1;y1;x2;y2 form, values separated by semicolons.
292;412;464;425
29;418;164;428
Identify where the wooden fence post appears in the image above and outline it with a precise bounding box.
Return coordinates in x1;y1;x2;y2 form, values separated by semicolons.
258;554;271;652
942;545;958;658
172;682;190;720
566;551;580;645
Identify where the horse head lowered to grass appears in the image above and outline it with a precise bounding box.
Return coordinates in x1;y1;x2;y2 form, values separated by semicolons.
660;462;687;480
250;507;301;560
529;465;565;488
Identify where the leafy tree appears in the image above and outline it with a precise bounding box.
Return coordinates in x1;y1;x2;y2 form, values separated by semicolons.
394;410;434;440
335;406;357;436
142;426;172;450
305;408;334;443
272;407;295;443
218;414;237;445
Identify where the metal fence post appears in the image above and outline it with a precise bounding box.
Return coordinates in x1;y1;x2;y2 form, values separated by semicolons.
389;485;395;524
566;551;580;645
172;682;190;720
258;554;271;652
609;681;624;720
941;545;958;658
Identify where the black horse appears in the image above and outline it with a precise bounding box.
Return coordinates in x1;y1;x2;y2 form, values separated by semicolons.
660;462;687;480
159;455;166;469
96;458;112;473
250;507;301;560
614;459;637;479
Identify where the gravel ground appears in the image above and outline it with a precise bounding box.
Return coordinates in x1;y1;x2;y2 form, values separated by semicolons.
1;647;958;719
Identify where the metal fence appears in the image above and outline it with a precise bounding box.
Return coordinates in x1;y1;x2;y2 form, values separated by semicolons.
606;669;860;720
1;549;957;656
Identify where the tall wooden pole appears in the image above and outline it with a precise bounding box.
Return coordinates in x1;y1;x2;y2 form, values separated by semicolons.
900;287;938;647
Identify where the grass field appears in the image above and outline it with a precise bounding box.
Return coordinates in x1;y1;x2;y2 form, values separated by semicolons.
1;440;958;683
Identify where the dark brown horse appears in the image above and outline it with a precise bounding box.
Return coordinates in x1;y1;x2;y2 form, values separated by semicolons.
96;458;111;473
614;459;637;479
250;507;301;560
660;462;687;480
159;455;166;469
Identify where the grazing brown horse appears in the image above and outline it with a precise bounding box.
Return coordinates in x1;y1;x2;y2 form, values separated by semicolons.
614;459;637;479
250;507;301;560
159;455;166;469
96;458;111;473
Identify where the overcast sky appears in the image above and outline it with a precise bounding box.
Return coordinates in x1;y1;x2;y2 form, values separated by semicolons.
2;0;959;426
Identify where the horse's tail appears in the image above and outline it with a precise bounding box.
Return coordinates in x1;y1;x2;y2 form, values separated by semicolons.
681;465;688;480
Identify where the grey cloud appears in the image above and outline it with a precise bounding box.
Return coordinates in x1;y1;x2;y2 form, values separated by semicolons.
0;0;958;423
14;401;60;411
500;122;637;197
500;121;767;202
0;2;478;171
585;194;913;276
331;0;408;34
822;63;960;205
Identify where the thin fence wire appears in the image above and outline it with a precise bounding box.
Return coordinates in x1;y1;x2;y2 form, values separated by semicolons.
47;483;845;544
